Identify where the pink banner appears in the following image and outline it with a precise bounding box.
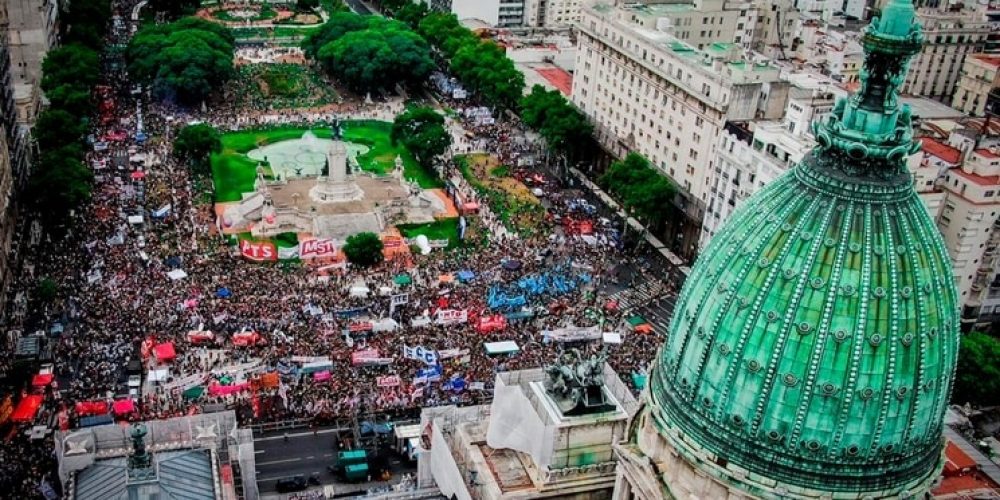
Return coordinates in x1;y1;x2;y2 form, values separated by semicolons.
314;371;332;382
351;349;380;366
377;375;401;388
208;383;250;396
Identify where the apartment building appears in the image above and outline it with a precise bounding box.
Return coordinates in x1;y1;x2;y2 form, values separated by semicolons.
952;54;1000;117
902;6;989;101
6;0;59;92
936;145;1000;330
0;3;25;306
523;0;583;28
573;1;786;257
424;0;525;28
700;120;815;247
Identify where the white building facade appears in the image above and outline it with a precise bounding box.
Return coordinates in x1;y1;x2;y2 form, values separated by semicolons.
903;6;989;101
572;1;785;257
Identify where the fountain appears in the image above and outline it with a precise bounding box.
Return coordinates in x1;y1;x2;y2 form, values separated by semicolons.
246;130;370;179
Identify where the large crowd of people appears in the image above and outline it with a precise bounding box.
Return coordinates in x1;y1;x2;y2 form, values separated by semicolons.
0;1;680;497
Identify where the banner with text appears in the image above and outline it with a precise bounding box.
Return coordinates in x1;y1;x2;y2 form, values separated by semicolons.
402;345;439;366
240;240;277;262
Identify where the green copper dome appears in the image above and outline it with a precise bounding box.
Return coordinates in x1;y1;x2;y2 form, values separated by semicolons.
646;0;960;496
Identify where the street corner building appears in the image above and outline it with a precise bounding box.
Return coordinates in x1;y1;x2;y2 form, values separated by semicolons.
617;0;961;499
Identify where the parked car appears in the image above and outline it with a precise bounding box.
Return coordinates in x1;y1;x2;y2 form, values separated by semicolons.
274;475;308;493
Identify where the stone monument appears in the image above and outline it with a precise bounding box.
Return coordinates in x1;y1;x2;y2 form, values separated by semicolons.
309;122;364;203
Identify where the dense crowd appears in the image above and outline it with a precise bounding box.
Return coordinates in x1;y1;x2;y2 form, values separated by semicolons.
0;1;680;497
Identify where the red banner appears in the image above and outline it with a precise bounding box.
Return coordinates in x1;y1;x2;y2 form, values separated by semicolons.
349;322;373;332
476;315;507;333
382;236;404;248
240;240;277;262
300;238;337;259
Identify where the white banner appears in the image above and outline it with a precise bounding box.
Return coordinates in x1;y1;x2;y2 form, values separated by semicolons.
278;246;300;260
434;309;468;325
402;345;439;366
543;325;602;342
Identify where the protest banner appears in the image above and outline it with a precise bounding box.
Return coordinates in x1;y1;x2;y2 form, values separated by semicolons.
299;238;337;259
402;345;439;366
351;349;381;366
543;325;603;342
434;309;468;325
239;240;277;262
377;375;401;388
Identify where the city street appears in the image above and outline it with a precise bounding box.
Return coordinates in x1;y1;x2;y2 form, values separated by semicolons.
254;426;417;496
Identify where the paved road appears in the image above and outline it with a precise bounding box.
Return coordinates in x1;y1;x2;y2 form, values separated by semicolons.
254;427;416;495
344;0;374;15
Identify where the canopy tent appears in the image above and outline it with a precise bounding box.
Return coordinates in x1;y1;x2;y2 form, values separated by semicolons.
484;341;520;355
182;386;205;400
75;401;110;416
152;342;176;362
456;270;475;282
502;260;522;271
393;274;412;286
627;315;653;333
130;170;146;181
631;372;648;390
215;287;232;298
31;373;54;387
438;274;454;283
112;399;135;415
349;285;370;298
11;395;43;422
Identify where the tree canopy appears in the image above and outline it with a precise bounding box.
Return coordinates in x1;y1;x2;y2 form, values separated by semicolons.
415;13;524;109
391;107;452;167
952;332;1000;407
174;123;223;175
520;85;592;157
343;232;385;267
60;0;111;50
308;14;434;92
28;145;93;228
34;110;88;151
393;2;429;29
599;153;676;227
41;44;101;93
148;0;202;19
127;17;235;105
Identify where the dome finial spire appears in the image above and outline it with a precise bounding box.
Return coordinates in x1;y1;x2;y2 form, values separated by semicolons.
812;0;923;174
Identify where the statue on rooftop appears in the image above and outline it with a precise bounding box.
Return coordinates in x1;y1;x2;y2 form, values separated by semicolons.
544;348;615;416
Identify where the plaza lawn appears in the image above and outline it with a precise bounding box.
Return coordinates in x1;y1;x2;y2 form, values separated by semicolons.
211;121;443;203
398;218;462;249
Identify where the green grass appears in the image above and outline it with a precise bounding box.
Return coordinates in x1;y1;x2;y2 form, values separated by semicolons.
272;232;299;248
490;165;510;178
211;121;443;203
397;219;462;249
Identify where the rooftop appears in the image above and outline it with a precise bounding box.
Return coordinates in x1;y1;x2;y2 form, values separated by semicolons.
953;167;1000;187
920;137;963;164
972;54;1000;68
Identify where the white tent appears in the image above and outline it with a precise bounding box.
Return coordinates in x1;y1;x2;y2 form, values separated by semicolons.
167;269;188;280
484;341;520;355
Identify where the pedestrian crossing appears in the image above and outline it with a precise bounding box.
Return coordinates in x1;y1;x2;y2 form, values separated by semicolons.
608;278;671;313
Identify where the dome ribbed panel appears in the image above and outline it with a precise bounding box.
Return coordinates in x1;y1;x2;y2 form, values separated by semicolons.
650;156;959;494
